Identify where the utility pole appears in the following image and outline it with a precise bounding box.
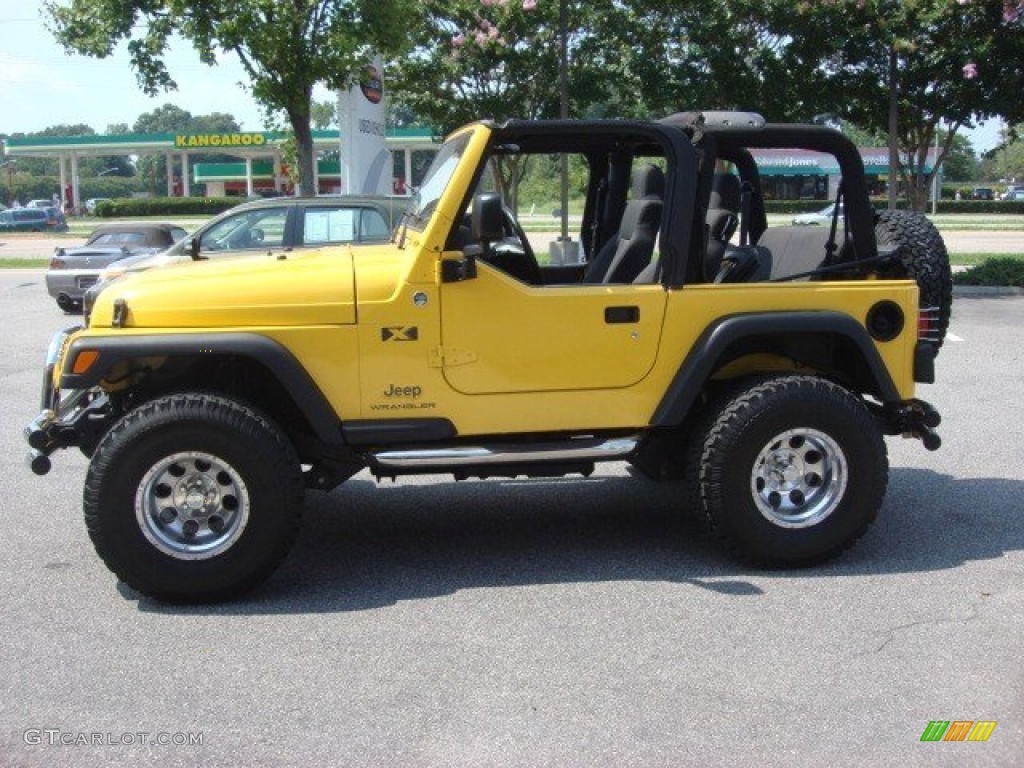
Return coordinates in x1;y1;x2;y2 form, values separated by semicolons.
559;0;569;245
550;0;579;264
887;46;899;210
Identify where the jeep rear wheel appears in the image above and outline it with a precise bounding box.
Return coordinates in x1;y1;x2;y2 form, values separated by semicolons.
697;376;887;566
84;393;303;603
874;209;953;350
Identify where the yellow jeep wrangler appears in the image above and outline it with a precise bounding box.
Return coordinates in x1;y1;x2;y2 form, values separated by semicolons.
25;112;950;602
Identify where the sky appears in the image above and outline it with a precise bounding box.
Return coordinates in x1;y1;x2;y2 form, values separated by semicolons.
0;2;278;134
0;1;1006;152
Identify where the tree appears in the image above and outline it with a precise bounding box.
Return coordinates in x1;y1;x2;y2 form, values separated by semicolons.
608;0;844;121
311;100;337;130
390;1;658;208
754;0;1024;210
132;104;195;134
941;132;979;181
390;1;658;131
980;123;1024;182
45;0;416;196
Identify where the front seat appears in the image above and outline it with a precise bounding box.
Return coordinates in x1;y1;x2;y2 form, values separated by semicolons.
704;172;741;280
583;164;664;284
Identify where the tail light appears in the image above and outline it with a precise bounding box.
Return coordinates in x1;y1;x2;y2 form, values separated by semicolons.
49;248;66;269
917;306;942;343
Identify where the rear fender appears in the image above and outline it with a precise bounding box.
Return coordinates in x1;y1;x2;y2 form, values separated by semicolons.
652;311;900;427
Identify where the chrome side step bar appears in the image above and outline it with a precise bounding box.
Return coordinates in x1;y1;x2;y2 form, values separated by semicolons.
370;436;638;479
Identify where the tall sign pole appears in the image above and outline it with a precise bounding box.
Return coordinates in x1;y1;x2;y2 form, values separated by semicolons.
338;56;391;195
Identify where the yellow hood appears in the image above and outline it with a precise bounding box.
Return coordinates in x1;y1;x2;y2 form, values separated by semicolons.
90;248;358;328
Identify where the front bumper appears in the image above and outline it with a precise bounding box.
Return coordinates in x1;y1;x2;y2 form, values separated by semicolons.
24;326;110;475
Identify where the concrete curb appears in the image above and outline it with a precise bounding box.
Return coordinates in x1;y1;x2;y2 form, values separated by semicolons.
953;285;1024;297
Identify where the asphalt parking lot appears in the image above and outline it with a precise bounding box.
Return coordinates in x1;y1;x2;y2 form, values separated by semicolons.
1;272;1021;767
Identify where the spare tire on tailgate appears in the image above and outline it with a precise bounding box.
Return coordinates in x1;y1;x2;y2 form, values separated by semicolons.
874;209;953;351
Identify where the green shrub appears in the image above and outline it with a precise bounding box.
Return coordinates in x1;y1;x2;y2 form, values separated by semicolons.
953;257;1024;287
96;196;241;217
931;200;1024;214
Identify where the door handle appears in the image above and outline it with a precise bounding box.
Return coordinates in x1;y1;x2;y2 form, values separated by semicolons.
605;306;639;324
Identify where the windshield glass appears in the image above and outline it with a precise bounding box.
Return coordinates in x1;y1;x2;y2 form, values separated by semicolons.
407;132;471;229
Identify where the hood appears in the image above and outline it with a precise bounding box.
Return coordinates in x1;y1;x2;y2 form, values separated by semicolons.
89;248;357;328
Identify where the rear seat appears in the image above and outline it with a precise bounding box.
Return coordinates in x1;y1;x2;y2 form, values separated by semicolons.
754;225;845;281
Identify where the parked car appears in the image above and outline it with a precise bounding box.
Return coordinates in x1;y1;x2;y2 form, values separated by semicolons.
971;187;995;201
94;195;404;286
25;199;55;209
47;222;188;311
41;206;69;231
1004;187;1024;201
85;197;112;214
792;203;844;226
0;208;61;232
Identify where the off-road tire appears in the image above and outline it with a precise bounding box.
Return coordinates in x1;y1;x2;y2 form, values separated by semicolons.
84;393;303;603
697;375;887;566
874;209;953;350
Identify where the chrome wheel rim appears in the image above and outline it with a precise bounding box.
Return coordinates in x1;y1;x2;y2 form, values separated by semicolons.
136;451;250;560
750;428;847;529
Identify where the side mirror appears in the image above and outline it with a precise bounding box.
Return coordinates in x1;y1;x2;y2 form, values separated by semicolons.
188;236;201;261
471;193;504;243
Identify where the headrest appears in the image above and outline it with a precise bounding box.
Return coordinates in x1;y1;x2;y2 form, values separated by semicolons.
709;173;741;212
631;164;665;200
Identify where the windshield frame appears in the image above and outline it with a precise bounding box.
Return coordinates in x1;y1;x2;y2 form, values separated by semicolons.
405;128;477;232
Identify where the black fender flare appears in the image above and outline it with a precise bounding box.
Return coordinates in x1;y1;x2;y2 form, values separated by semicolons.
60;332;344;444
651;311;900;427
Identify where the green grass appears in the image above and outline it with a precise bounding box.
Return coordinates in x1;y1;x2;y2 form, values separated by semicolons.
0;258;47;268
948;252;1024;266
927;214;1024;231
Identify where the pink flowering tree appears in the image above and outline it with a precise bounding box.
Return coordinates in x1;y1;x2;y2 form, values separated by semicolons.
391;0;630;130
389;0;646;208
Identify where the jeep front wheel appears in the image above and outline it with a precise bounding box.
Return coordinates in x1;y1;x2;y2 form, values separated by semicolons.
84;393;303;603
697;376;888;566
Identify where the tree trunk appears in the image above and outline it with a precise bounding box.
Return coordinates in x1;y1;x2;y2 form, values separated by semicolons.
287;99;315;198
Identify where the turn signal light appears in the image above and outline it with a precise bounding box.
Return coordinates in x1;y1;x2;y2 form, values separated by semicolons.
71;349;100;375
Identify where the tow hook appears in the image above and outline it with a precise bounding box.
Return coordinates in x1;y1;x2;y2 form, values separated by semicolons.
882;399;942;451
27;449;52;476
